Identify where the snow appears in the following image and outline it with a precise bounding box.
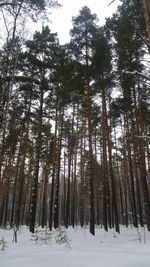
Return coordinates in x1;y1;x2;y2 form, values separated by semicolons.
0;226;150;267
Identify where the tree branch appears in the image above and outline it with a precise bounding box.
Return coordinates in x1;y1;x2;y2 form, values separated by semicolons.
1;75;40;84
0;3;16;8
108;0;116;7
123;70;150;81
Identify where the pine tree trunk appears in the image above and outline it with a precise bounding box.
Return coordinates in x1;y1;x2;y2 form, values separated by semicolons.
142;0;150;43
86;81;95;235
29;87;43;233
101;85;109;232
49;104;59;231
41;141;50;228
54;108;63;229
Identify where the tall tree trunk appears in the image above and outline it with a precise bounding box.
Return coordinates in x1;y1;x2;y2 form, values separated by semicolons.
142;0;150;43
86;80;95;235
29;87;44;233
49;102;59;231
54;107;64;229
101;85;109;232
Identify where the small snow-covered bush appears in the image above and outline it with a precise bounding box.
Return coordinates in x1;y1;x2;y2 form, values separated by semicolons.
30;226;71;249
31;228;52;245
55;227;71;250
0;237;7;251
136;227;146;244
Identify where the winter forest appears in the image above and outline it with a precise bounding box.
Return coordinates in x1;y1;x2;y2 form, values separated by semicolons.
0;0;150;250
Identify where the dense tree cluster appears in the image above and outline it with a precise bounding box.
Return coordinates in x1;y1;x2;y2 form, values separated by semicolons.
0;0;150;235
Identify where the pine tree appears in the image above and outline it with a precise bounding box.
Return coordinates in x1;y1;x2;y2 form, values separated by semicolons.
70;6;99;235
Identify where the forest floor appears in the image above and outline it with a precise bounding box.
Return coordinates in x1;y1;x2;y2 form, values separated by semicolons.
0;225;150;267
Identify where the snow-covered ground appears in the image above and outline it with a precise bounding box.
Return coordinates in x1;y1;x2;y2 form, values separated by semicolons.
0;226;150;267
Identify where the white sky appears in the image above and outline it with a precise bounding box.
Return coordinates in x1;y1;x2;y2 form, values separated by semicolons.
0;0;120;45
48;0;121;44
